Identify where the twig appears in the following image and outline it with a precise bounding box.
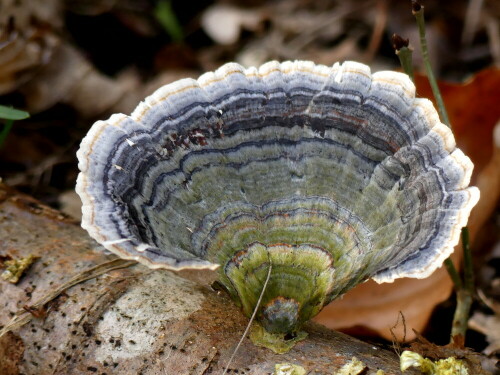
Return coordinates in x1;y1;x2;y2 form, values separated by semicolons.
451;228;474;338
391;33;414;82
400;1;476;344
444;258;463;291
389;311;407;356
412;1;451;128
0;258;136;338
462;228;474;294
412;0;474;343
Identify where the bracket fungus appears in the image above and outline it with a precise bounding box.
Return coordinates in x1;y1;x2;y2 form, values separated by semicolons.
77;61;479;352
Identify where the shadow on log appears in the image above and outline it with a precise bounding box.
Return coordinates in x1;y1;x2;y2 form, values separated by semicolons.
0;183;415;374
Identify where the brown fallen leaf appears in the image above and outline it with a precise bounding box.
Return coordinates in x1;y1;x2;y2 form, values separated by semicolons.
315;68;500;341
415;67;500;174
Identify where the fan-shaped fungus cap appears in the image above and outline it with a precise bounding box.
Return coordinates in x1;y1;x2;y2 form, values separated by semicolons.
77;61;479;352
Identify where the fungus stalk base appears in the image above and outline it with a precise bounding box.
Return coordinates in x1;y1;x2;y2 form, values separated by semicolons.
249;323;308;354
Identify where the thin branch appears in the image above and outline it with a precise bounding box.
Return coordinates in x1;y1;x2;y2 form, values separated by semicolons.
412;1;451;128
391;33;414;82
444;258;463;291
0;258;136;338
451;228;474;338
408;1;475;343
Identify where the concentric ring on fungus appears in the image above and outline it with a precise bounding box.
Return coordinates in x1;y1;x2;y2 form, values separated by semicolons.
76;61;479;352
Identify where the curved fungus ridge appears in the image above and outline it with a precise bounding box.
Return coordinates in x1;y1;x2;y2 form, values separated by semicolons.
77;60;479;343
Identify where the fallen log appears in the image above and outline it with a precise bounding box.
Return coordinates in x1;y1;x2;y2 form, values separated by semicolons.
0;183;415;374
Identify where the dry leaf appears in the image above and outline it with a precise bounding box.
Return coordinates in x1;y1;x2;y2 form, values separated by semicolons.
0;0;61;95
414;68;500;173
315;68;500;341
469;241;500;356
469;312;500;355
201;4;263;45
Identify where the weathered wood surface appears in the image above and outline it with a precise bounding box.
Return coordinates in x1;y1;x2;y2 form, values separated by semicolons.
0;183;415;375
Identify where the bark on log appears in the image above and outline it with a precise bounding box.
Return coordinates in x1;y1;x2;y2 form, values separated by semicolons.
0;183;416;375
